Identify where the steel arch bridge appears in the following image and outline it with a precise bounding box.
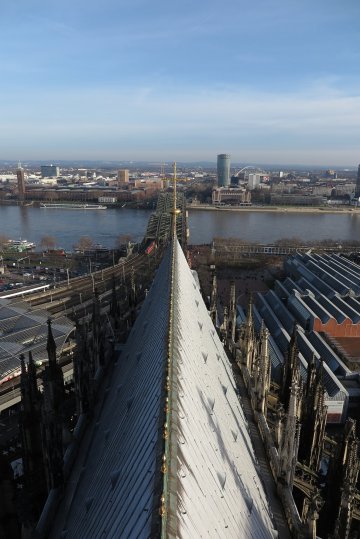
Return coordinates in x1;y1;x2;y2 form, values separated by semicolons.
144;192;188;247
234;165;267;176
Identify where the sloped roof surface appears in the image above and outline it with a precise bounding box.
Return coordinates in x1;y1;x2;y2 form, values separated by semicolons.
171;241;275;537
52;240;275;538
52;246;172;539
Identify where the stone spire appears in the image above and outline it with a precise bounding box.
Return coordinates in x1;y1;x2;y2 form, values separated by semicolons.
302;489;324;539
41;319;65;491
27;351;38;403
20;353;28;404
255;323;271;416
228;281;237;343
333;419;360;538
278;379;301;489
244;293;256;373
274;402;285;449
298;357;327;471
312;364;326;458
46;318;57;366
74;321;92;416
20;352;41;425
19;352;46;515
320;419;360;538
281;324;299;412
220;307;228;341
209;272;217;325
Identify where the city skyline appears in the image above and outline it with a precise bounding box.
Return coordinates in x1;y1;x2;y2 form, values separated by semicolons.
1;0;360;165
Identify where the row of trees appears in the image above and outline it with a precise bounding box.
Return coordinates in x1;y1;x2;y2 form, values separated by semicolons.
214;236;360;248
0;234;133;254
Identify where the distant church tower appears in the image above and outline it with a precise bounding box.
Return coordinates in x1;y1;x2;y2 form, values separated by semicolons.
16;162;26;203
355;164;360;200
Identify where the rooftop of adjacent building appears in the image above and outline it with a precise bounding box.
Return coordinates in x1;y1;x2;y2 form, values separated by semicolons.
0;297;74;389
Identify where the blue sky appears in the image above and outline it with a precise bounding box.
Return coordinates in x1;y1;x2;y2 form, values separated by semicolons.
1;0;360;165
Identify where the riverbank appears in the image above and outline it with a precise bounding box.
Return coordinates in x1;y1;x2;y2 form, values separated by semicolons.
188;204;360;215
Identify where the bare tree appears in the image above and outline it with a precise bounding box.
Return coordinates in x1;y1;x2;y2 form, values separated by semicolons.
40;235;56;250
0;234;9;252
74;236;94;252
274;237;304;247
116;234;132;248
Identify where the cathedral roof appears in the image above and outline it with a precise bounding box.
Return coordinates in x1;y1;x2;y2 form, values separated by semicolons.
49;240;275;538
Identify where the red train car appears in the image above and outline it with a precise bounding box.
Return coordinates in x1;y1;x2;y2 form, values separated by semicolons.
145;241;156;255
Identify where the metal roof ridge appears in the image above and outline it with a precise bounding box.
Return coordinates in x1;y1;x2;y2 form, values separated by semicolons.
160;238;179;538
160;163;180;536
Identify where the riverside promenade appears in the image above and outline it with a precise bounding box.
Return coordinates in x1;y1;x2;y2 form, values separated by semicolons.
188;202;360;214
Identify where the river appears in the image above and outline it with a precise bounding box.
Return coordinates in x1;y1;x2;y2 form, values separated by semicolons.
188;208;360;245
0;205;359;250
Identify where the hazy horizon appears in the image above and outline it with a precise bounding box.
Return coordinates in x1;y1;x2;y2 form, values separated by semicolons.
0;158;358;172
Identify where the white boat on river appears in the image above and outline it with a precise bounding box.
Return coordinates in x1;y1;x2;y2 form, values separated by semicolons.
40;203;107;210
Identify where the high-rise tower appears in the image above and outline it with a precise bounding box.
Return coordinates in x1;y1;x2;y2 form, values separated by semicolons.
217;154;230;187
17;163;25;202
355;164;360;200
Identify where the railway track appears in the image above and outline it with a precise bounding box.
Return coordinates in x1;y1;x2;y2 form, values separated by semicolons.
0;252;156;409
15;251;159;320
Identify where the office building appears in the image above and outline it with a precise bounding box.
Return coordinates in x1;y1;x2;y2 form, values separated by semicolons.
217;154;230;187
117;169;129;185
212;187;251;205
248;173;261;190
248;173;270;190
41;165;60;178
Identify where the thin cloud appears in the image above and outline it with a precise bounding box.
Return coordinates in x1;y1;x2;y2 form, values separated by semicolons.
1;82;360;164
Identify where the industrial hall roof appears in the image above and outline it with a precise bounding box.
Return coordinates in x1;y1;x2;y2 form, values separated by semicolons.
50;239;276;538
0;297;74;383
